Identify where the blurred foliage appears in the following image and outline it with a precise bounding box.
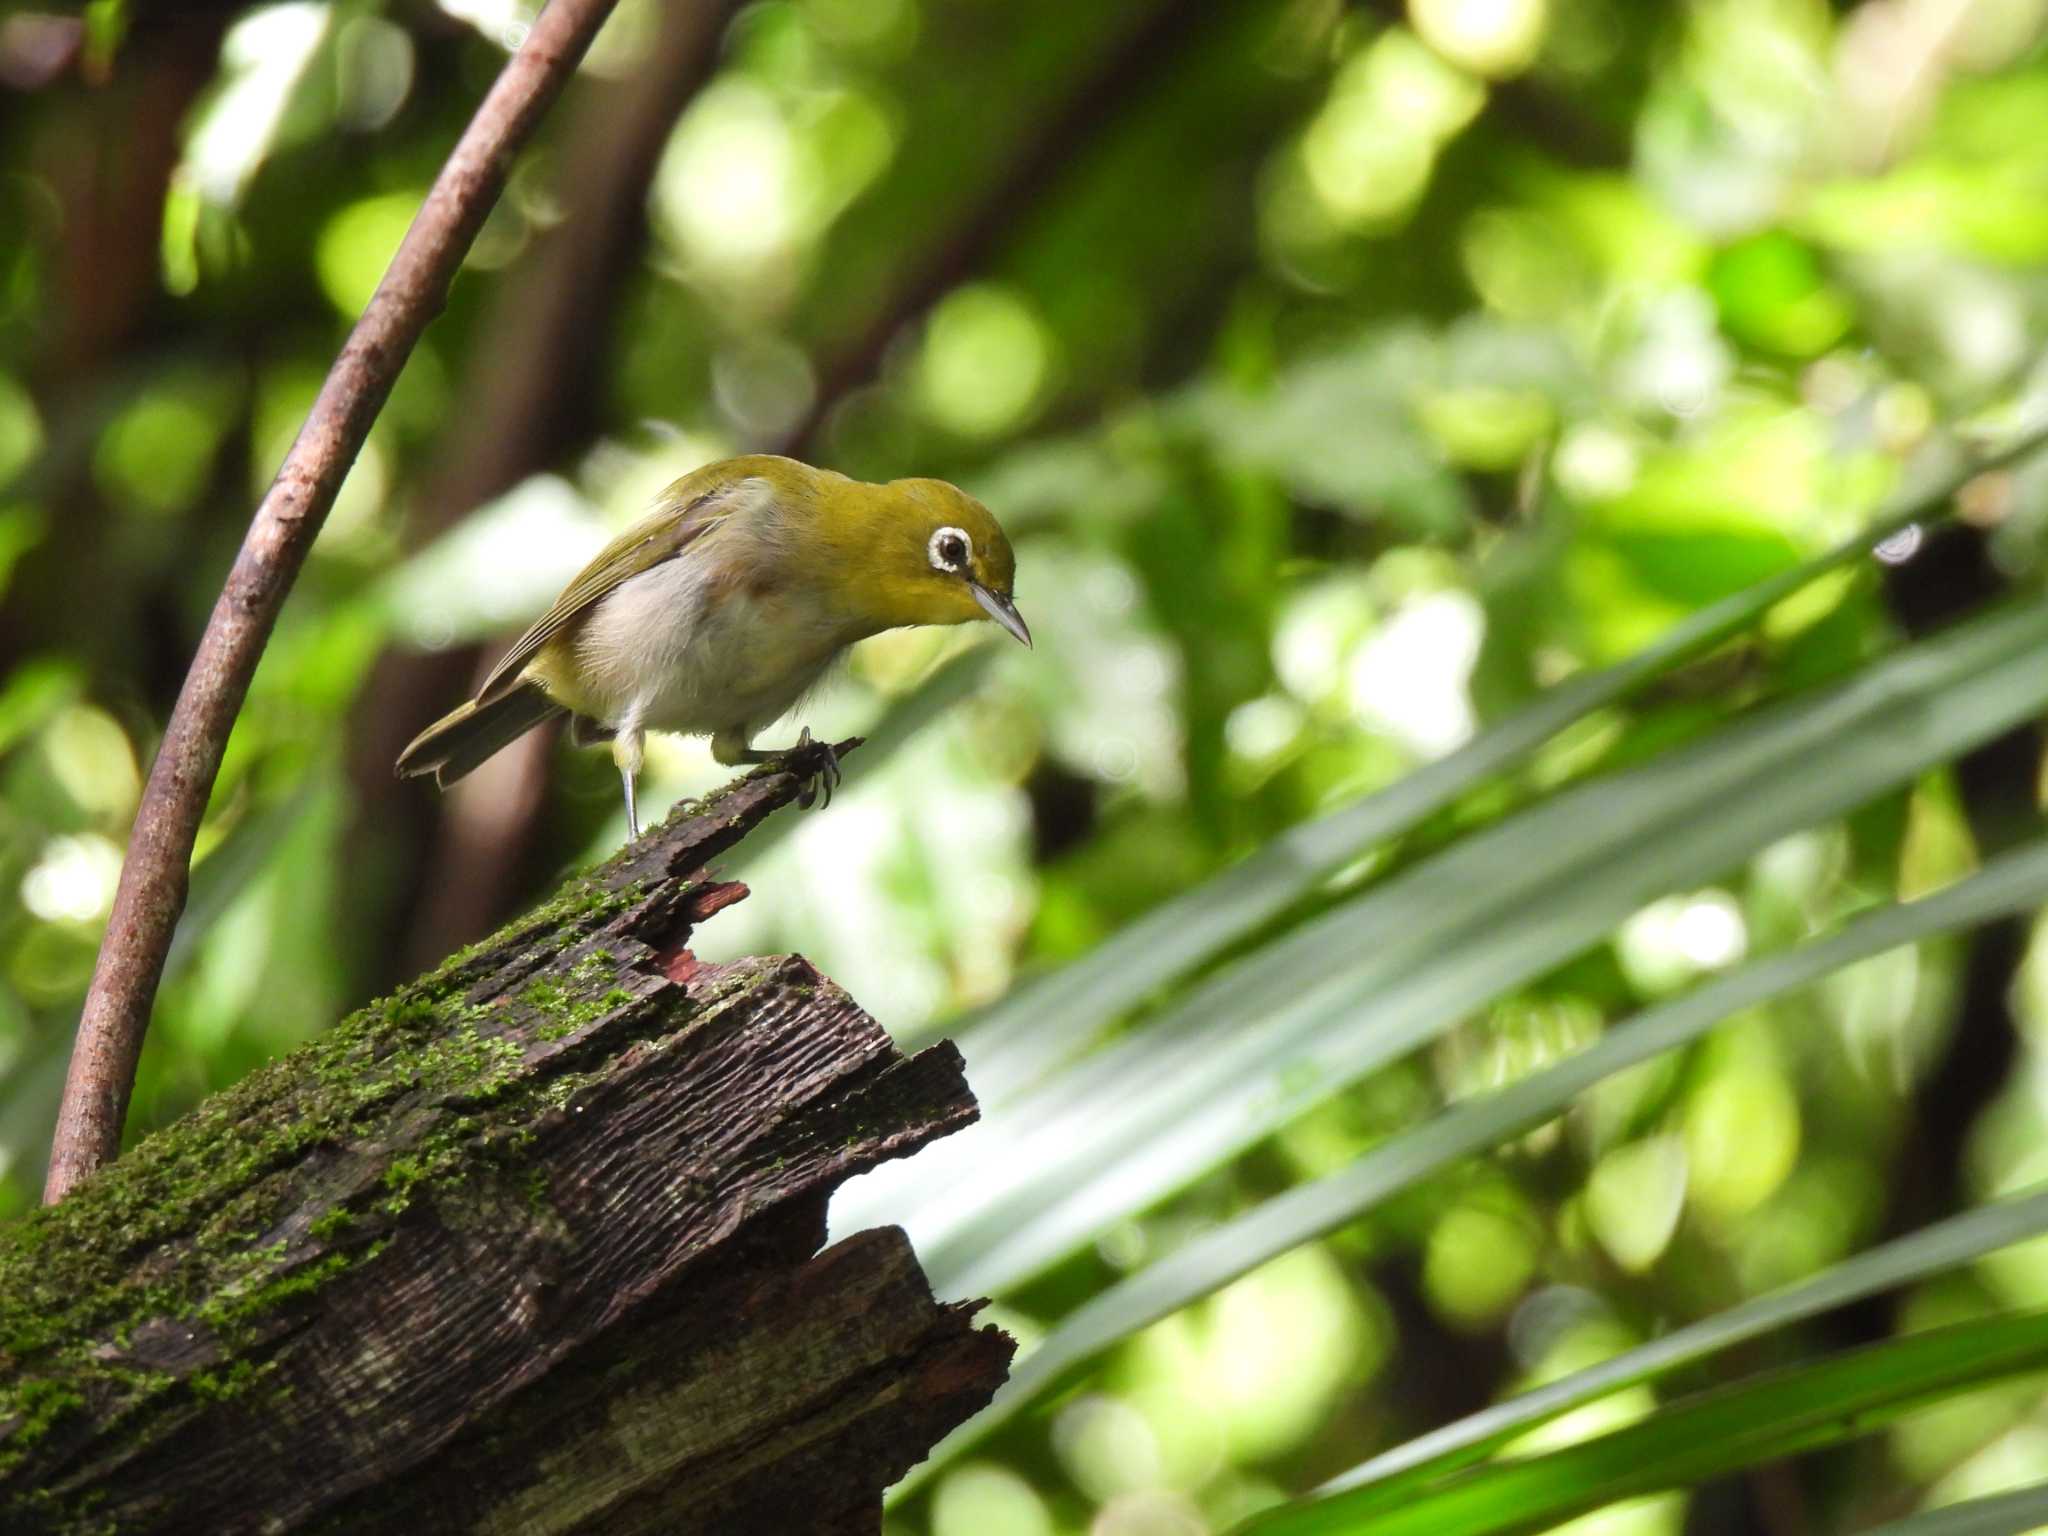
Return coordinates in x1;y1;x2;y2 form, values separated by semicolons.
10;0;2048;1529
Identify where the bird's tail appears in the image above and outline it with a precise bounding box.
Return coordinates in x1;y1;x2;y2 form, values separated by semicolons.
395;682;565;788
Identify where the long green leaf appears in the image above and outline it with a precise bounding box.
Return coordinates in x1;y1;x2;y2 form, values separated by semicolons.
841;595;2048;1299
1312;1187;2048;1504
946;429;2048;1100
893;844;2048;1488
1860;1484;2048;1536
1233;1313;2048;1536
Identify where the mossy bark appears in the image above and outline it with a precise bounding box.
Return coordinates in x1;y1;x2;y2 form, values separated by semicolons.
1;744;1011;1534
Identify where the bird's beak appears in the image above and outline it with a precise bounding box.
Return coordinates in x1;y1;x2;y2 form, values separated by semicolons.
971;582;1032;648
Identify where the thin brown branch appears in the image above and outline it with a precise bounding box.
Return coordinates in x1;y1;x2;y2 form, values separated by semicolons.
48;0;624;1204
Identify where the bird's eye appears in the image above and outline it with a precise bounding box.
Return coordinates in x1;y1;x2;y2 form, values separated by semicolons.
928;526;971;572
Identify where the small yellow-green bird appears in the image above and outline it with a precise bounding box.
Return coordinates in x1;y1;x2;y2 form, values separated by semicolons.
396;453;1029;837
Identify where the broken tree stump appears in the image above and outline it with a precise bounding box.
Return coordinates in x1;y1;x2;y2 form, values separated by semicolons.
1;743;1012;1534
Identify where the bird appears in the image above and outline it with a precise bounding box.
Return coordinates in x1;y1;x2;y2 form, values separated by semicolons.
395;453;1030;839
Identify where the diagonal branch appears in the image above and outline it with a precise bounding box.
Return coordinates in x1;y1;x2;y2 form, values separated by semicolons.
7;745;1013;1532
48;0;625;1205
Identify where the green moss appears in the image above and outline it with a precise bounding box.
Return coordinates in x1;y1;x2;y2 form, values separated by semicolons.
0;1380;85;1479
199;1247;380;1331
187;1357;269;1403
306;1207;352;1244
523;1168;551;1213
0;857;771;1514
518;977;566;1011
568;952;613;985
523;957;643;1043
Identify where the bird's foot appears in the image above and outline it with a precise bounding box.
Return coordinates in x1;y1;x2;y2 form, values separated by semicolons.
782;727;841;809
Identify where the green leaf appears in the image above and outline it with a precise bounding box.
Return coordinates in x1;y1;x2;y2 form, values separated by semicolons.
846;588;2048;1300
1859;1484;2048;1536
942;428;2048;1106
1233;1313;2048;1536
896;843;2048;1486
1314;1188;2048;1504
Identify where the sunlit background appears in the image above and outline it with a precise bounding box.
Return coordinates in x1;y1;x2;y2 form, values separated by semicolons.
9;0;2048;1529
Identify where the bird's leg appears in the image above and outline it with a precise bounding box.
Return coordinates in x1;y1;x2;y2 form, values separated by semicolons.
788;727;840;809
613;721;645;839
712;726;839;809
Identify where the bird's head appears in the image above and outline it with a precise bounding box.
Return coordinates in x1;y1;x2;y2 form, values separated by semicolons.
870;476;1031;647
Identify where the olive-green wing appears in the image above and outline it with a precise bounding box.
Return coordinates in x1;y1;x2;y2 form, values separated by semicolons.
473;475;766;706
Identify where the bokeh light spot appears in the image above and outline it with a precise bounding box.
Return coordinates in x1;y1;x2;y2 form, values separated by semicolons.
1426;1202;1539;1327
1411;0;1549;78
1053;1394;1164;1502
1586;1135;1688;1272
1618;890;1748;993
0;371;44;485
1686;1061;1800;1220
931;1462;1053;1536
40;705;139;822
654;80;801;279
315;191;422;317
181;2;332;206
1349;589;1484;757
917;284;1054;440
20;833;123;924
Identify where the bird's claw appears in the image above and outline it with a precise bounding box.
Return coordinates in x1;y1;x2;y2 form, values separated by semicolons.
787;727;840;810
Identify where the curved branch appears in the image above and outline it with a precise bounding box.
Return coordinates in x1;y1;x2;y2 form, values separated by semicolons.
48;0;623;1204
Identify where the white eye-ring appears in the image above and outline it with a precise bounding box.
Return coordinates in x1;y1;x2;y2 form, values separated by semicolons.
928;526;972;573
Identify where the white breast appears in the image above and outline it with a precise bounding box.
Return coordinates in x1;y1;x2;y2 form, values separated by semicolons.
571;531;845;745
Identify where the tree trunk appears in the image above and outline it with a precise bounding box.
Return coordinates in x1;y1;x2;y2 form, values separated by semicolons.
1;743;1011;1533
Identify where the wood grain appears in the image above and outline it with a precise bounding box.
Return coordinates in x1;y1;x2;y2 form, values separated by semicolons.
5;744;1011;1533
